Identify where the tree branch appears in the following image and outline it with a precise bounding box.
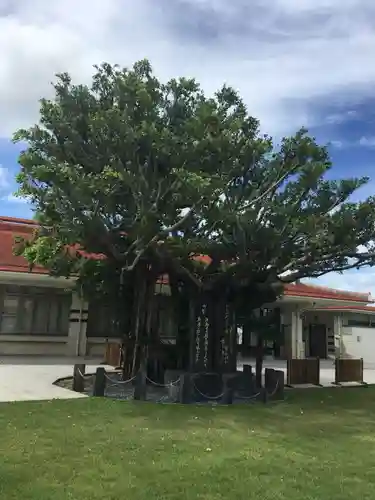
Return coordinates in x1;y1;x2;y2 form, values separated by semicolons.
279;255;375;284
154;247;203;288
244;161;300;209
162;205;195;234
280;247;375;277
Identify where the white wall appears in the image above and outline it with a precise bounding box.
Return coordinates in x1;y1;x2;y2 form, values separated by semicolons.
67;293;88;356
280;308;293;358
281;307;304;358
341;326;375;364
0;336;69;355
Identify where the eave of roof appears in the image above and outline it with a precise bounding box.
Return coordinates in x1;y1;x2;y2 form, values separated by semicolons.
314;305;375;313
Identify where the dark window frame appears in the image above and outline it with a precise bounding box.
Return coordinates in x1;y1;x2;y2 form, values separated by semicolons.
344;312;375;328
347;318;375;328
0;285;71;336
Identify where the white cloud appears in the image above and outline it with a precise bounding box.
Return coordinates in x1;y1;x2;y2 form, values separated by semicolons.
1;0;375;295
325;110;358;125
329;136;375;150
0;166;28;203
0;169;30;203
0;165;9;190
357;244;370;254
306;267;375;299
359;136;375;147
330;140;344;149
3;193;30;204
0;1;374;138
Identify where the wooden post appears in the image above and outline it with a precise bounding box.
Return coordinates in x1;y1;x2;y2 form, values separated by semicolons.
312;357;321;386
334;358;366;385
179;373;192;404
221;377;234;405
271;369;285;400
261;386;268;404
73;364;85;393
264;367;283;399
134;365;147;401
286;359;291;386
335;357;340;385
243;364;252;376
264;368;274;390
104;339;110;364
242;364;255;396
93;367;106;397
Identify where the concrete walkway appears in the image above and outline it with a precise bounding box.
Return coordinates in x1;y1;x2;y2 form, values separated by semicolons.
0;356;113;403
1;356;375;403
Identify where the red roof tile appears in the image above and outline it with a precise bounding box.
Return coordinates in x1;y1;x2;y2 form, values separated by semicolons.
283;282;370;303
0;218;48;274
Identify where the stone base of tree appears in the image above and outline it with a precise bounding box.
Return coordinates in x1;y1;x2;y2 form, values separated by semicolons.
85;365;284;404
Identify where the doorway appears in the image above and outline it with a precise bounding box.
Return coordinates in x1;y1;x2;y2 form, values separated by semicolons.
309;323;327;358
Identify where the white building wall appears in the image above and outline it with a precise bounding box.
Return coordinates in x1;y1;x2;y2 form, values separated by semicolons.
340;326;375;364
281;307;303;358
292;309;304;358
280;309;292;358
67;292;88;356
333;314;342;356
0;337;69;356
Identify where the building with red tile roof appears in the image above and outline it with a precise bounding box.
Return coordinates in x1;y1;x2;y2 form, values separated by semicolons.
1;215;375;362
0;215;372;304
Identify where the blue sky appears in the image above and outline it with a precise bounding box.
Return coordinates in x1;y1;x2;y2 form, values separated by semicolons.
1;0;375;295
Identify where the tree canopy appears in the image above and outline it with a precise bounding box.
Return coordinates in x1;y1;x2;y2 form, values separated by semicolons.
13;58;375;375
14;59;375;301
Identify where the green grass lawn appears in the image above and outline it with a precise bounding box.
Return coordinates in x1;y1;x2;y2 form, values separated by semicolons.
1;388;375;499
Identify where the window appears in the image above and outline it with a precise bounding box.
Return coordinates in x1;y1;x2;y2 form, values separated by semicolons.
344;313;375;328
0;285;71;336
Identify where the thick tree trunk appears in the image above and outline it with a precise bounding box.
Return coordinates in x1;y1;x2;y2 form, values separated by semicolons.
131;268;145;375
122;263;156;378
169;278;190;371
119;273;135;379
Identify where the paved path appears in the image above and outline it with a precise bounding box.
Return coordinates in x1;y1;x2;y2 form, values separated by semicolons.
0;356;113;403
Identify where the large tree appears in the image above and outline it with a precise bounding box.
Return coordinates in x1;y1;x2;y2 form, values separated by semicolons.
14;59;375;377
